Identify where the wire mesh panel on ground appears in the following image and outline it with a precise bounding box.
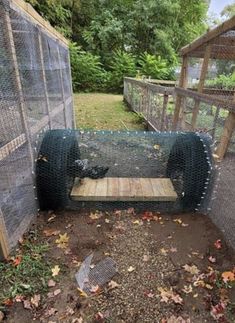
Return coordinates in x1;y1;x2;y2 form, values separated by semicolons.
0;0;73;257
36;129;214;215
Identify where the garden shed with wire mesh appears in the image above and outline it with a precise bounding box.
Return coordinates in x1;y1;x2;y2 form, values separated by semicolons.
172;15;235;160
0;0;73;259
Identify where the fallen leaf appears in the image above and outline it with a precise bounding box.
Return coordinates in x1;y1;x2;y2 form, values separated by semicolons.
210;302;226;321
205;284;213;290
72;318;83;323
163;316;190;323
108;280;119;290
90;285;100;293
127;207;135;214
173;218;182;224
114;210;122;216
23;299;32;310
55;233;69;249
65;306;75;315
181;223;189;227
142;211;154;221
43;229;60;237
53;289;61;296
14;295;24;302
3;299;13;306
0;311;4;322
154;144;160;150
89;212;101;220
77;288;88;298
51;265;60;277
133;219;143;225
12;255;22;267
214;239;222;249
208;256;216;263
44;307;58;318
144;291;154;298
221;271;235;283
30;294;40;308
95;312;104;321
182;285;193;294
127;266;135;273
47;214;56;223
105;218;110;223
65;223;72;229
160;248;168;256
158;287;183;304
170;247;177;253
183;264;200;275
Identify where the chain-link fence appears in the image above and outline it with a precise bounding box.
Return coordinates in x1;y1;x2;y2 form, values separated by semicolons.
0;0;73;258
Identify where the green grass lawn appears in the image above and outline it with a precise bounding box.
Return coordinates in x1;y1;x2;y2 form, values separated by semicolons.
74;93;146;130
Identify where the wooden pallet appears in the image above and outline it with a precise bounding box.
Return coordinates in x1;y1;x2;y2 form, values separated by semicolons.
70;177;177;202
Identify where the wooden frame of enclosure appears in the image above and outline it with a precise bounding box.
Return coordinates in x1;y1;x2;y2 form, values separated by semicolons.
173;15;235;160
0;0;71;259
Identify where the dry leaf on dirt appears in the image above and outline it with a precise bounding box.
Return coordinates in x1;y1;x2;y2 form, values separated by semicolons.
90;285;100;293
170;247;177;253
181;223;189;227
65;306;75;315
158;287;183;304
182;285;193;294
162;316;190;323
95;312;104;321
160;248;168;256
12;255;22;267
208;256;216;263
44;307;58;318
23;299;32;310
214;239;222;249
127;266;135;273
142;211;154;221
55;233;69;248
43;229;60;237
53;289;61;296
51;265;60;277
30;294;40;308
173;218;182;224
48;279;56;287
183;264;200;275
47;214;56;223
77;288;88;298
108;280;119;290
154;144;160;150
127;207;135;214
221;271;235;283
105;218;110;223
89;212;101;220
210;302;226;321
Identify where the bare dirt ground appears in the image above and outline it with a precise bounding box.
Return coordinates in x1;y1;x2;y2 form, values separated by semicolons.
4;209;235;323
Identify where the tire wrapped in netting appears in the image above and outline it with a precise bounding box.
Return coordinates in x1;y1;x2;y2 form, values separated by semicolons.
166;132;212;211
36;129;80;210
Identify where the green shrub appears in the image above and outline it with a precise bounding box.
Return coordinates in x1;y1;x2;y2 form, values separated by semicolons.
138;52;175;80
205;73;235;90
108;50;137;92
69;42;108;92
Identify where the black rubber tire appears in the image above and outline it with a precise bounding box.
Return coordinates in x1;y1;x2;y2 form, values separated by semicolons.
36;129;80;210
166;132;212;211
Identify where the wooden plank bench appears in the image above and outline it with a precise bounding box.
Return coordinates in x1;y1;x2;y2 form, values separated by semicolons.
70;177;177;202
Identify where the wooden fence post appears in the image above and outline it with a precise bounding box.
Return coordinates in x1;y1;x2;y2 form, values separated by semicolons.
161;93;169;131
56;43;68;128
172;56;188;130
191;44;211;129
38;28;52;128
0;208;10;259
216;111;235;160
4;10;34;167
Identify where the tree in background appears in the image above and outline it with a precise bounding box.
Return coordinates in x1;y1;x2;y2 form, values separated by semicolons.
26;0;209;92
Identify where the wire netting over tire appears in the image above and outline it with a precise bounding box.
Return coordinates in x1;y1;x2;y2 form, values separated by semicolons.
36;130;213;213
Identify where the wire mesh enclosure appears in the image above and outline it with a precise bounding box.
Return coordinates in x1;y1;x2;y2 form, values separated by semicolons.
0;0;73;258
35;129;214;216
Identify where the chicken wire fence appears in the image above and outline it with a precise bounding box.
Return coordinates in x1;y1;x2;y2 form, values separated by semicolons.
0;0;73;256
